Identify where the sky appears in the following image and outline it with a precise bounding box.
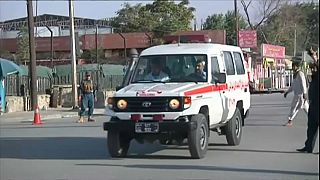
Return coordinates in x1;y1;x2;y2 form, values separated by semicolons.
0;0;316;26
0;0;245;23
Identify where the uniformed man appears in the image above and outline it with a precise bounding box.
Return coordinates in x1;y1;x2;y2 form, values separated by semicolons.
297;47;319;153
78;72;97;123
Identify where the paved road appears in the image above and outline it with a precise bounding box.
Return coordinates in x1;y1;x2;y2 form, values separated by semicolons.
0;94;318;180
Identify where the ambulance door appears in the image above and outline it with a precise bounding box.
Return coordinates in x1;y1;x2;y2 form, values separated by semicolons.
209;56;225;125
221;51;237;122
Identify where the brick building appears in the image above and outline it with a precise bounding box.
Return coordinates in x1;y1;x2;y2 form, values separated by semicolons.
0;14;226;65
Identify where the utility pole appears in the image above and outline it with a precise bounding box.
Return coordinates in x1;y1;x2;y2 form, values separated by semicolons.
95;25;98;64
234;0;239;46
69;0;78;108
27;0;37;110
293;23;297;57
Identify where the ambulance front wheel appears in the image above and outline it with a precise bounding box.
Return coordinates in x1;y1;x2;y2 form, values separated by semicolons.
107;130;131;157
188;114;209;159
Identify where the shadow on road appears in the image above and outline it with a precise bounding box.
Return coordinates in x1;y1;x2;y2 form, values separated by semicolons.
126;154;191;160
166;143;318;155
251;104;289;108
0;137;166;160
244;123;284;127
75;163;319;176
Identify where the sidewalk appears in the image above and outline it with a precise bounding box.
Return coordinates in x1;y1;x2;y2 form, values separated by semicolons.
0;107;106;123
251;88;286;94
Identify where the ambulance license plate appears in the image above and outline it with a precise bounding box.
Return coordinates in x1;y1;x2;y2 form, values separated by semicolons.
135;122;159;133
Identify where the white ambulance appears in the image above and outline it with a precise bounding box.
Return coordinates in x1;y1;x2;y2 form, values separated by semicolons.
104;43;251;159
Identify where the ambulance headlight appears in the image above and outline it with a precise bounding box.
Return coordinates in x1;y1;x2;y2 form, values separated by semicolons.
169;99;180;109
117;99;128;110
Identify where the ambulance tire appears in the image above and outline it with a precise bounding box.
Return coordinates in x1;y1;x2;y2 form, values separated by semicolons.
107;130;131;157
225;108;242;146
188;114;209;159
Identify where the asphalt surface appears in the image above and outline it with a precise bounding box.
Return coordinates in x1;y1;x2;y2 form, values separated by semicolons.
0;93;318;180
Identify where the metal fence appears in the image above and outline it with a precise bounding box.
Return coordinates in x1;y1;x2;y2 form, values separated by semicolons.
5;75;51;96
53;71;124;90
4;71;124;96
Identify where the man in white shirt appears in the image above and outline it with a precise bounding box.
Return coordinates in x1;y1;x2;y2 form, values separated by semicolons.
284;61;309;127
144;59;169;81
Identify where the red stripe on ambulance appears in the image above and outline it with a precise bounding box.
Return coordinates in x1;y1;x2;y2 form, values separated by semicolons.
184;84;228;96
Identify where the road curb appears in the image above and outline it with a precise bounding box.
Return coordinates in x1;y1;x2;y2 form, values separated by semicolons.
1;113;79;123
1;110;105;123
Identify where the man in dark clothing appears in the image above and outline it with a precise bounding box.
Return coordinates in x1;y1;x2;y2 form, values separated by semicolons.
297;48;319;153
77;72;97;123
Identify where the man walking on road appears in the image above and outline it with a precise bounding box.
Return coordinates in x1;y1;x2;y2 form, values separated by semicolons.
284;61;309;127
297;47;319;153
78;72;97;123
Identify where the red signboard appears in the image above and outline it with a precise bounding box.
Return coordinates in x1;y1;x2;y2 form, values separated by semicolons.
238;30;257;48
261;44;285;59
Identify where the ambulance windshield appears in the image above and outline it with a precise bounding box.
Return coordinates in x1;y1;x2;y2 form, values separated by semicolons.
131;54;208;83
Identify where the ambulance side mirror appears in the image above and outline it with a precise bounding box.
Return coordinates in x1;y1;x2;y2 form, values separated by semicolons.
217;73;226;83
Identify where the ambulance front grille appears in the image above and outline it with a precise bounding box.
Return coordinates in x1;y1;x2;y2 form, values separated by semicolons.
113;97;183;112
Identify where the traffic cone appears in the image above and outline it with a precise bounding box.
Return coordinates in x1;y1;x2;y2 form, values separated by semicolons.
33;105;42;125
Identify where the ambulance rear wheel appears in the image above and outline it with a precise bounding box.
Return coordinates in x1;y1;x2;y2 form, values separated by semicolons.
225;108;242;146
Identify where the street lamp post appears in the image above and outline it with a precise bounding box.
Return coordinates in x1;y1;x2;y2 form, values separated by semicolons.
112;25;127;61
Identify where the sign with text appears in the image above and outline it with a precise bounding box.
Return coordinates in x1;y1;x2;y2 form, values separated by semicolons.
261;44;285;59
238;30;257;48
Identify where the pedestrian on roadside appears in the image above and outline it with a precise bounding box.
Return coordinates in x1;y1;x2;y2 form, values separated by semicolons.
283;61;309;127
78;71;97;123
297;47;319;153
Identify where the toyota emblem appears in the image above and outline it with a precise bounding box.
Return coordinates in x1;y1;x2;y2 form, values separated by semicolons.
142;101;152;108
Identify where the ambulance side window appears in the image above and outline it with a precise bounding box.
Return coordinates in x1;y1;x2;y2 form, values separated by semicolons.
233;52;245;75
223;51;235;75
211;57;220;83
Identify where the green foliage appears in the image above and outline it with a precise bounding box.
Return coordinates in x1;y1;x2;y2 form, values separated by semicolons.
0;49;13;60
203;10;248;45
260;2;319;55
16;26;29;64
81;48;105;63
203;14;225;30
89;48;105;63
110;0;195;40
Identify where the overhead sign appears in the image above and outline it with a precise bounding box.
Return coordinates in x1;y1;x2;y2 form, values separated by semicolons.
238;30;257;48
261;44;285;59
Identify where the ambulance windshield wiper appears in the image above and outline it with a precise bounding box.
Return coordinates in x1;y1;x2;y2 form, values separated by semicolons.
132;80;167;83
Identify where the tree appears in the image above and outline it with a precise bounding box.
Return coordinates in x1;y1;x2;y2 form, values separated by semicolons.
260;2;319;55
299;3;319;50
240;0;283;30
202;14;225;30
16;26;29;65
0;49;14;60
80;48;105;63
111;0;195;40
240;0;285;43
203;10;248;45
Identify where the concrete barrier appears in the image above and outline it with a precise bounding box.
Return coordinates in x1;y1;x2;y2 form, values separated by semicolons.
6;95;50;113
